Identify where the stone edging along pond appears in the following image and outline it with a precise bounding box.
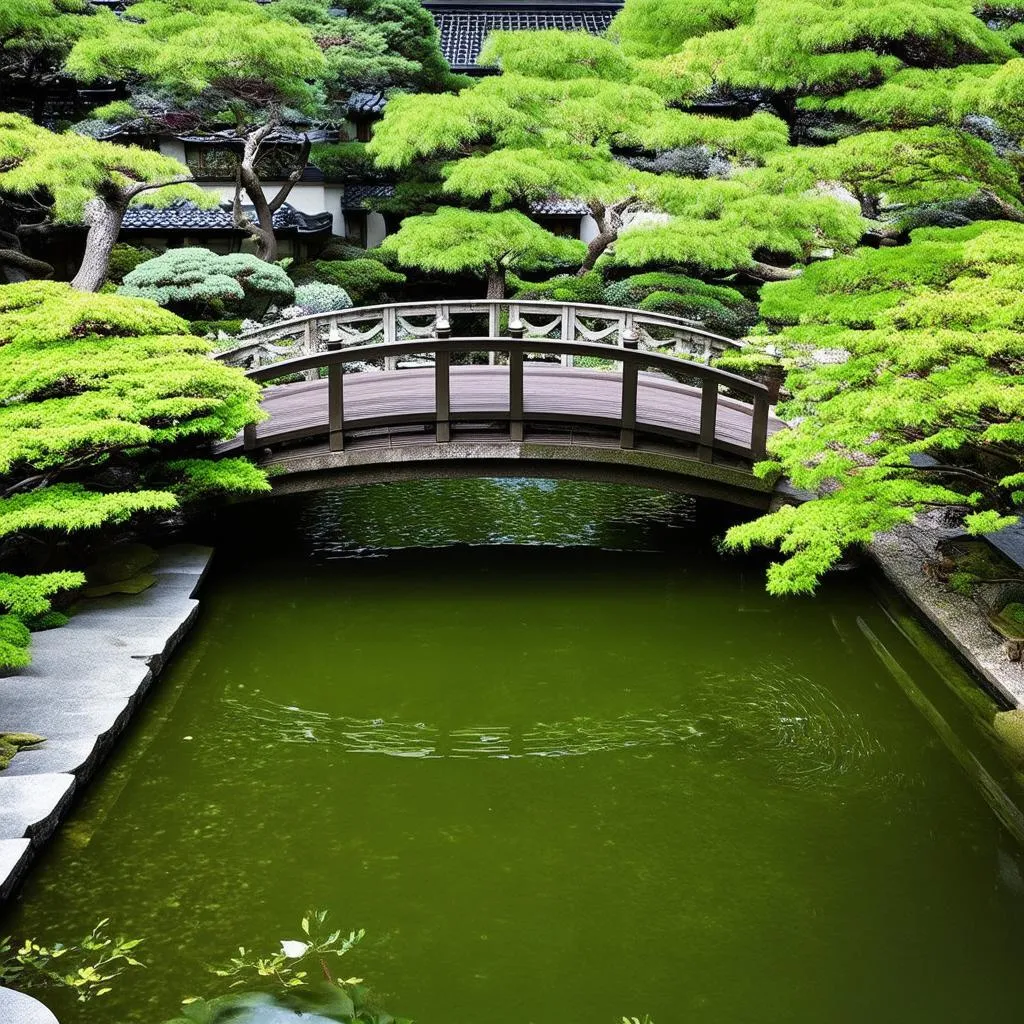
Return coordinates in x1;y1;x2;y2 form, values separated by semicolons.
0;544;214;903
870;521;1024;711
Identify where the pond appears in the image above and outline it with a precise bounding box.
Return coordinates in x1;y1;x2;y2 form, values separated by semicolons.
4;479;1024;1024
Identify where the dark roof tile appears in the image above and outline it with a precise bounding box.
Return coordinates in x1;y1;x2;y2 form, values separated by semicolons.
121;200;333;235
343;183;587;216
425;3;621;68
348;92;389;115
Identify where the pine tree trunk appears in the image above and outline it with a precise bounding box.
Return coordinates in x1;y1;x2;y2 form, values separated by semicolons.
242;186;278;263
486;266;506;299
577;200;629;274
71;198;124;292
579;230;616;273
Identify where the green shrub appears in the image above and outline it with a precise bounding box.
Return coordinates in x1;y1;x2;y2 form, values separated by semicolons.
119;248;294;319
604;272;748;309
293;282;353;313
638;291;753;337
1002;602;1024;627
0;613;32;671
509;270;605;304
309;141;377;180
189;319;243;337
296;259;407;304
315;237;402;269
106;243;162;286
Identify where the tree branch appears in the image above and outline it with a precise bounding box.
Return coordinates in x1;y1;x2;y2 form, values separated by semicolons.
267;135;312;214
746;260;803;281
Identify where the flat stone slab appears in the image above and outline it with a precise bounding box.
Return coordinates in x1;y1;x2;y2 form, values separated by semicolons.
0;987;59;1024
0;774;75;841
0;545;214;905
0;839;31;902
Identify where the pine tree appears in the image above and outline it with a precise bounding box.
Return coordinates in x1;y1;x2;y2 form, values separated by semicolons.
721;221;1024;594
65;0;329;262
380;207;586;297
0;280;267;668
367;29;864;278
0;114;213;290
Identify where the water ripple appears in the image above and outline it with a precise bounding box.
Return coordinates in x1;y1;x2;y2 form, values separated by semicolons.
219;671;893;791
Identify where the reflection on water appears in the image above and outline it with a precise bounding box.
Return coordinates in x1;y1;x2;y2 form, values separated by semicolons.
222;667;891;791
297;478;694;556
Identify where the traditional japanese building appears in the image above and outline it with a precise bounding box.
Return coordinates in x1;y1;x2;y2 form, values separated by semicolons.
88;0;621;253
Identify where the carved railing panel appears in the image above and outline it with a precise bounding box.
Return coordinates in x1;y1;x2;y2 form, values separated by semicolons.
216;300;743;371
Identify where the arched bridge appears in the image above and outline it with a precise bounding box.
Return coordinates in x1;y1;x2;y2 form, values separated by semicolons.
215;301;785;507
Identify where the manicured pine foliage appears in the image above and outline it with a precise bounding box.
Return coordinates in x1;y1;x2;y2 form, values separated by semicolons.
366;29;849;279
119;248;295;319
0;0;90;116
0;114;213;291
380;207;586;298
722;221;1024;593
0;281;267;669
65;0;329;263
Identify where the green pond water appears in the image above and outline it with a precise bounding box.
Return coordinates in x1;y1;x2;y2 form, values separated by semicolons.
5;479;1024;1024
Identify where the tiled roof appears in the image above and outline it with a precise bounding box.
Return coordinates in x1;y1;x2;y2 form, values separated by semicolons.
529;197;590;216
121;200;333;235
343;183;587;216
342;185;400;209
424;3;622;69
348;92;389;116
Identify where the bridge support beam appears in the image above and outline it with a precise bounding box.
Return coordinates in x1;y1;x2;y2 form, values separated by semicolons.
699;381;718;463
435;349;450;443
619;335;638;449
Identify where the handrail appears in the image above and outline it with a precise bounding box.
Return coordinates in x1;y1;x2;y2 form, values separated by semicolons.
241;335;770;464
216;298;743;371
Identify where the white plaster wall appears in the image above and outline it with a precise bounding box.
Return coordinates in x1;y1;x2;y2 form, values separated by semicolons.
197;181;328;215
324;186;344;234
579;215;599;243
158;138;187;164
366;212;388;249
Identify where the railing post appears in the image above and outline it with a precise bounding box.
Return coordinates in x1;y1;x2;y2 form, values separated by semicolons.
243;421;257;452
434;316;451;339
751;393;770;460
435;346;450;443
561;304;572;367
327;339;344;452
698;378;718;463
302;320;318;382
488;303;500;363
619;336;638;449
506;321;525;443
384;306;397;371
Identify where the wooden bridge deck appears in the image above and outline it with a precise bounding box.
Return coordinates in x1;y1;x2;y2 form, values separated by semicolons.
218;364;784;458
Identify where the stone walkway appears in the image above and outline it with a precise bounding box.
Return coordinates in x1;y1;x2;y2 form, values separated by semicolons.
0;545;213;902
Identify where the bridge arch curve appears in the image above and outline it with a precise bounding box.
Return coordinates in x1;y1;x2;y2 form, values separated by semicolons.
215;302;785;509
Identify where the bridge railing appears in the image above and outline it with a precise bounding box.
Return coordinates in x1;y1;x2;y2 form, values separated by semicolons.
216;299;743;371
242;333;770;464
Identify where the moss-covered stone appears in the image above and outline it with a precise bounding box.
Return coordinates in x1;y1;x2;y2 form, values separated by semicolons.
0;732;45;771
82;573;157;599
993;710;1024;763
85;543;158;586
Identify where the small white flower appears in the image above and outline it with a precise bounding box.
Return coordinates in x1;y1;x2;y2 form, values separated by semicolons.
280;940;309;959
